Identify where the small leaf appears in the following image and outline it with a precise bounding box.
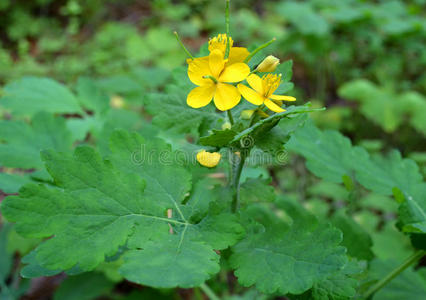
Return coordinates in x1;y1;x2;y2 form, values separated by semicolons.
199;129;238;147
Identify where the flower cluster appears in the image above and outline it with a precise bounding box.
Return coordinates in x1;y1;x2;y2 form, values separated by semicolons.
186;34;296;113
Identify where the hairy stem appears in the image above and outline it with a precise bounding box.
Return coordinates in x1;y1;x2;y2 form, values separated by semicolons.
227;109;234;125
173;31;194;59
364;250;425;299
231;150;247;213
200;283;220;300
225;0;231;59
244;38;276;63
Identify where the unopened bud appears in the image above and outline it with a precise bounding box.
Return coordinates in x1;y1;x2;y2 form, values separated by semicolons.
222;122;232;130
241;109;255;120
256;55;280;73
196;150;221;168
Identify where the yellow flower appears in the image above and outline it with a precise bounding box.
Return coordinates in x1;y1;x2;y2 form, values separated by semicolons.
208;34;250;65
187;48;250;111
237;74;296;113
256;55;280;72
196;150;221;168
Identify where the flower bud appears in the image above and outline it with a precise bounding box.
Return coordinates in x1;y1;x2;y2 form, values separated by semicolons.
256;55;280;73
196;150;221;168
241;109;255;120
222;122;232;130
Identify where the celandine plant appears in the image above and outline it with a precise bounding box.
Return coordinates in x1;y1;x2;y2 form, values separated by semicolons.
1;1;425;300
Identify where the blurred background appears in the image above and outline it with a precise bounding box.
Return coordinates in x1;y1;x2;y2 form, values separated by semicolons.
0;0;425;299
1;0;425;156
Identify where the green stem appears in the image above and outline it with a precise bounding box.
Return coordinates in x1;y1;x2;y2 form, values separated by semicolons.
200;283;220;300
227;109;234;125
244;38;276;63
225;0;231;59
203;75;218;84
173;31;194;59
364;250;425;299
231;151;247;213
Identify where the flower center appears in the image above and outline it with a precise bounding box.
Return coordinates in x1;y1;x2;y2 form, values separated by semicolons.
208;34;234;53
262;74;281;97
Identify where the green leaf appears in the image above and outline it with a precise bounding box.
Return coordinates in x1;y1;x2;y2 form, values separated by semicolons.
2;130;243;288
369;260;426;300
145;85;220;137
230;202;347;295
53;273;114;300
355;150;423;196
231;105;323;148
0;173;31;194
398;183;426;233
0;77;82;116
75;77;110;114
331;211;374;261
240;177;276;205
286;120;369;183
199;129;238;147
298;259;363;300
121;236;220;288
0;112;73;169
355;151;425;233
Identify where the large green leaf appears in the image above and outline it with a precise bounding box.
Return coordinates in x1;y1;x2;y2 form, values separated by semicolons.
0;77;82;116
1;130;243;288
355;151;425;233
230;202;347;295
286;120;369;183
0;112;73;169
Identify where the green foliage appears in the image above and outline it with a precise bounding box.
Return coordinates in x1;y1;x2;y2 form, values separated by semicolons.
369;260;426;300
0;77;82;116
0;112;73;169
53;273;114;300
1;130;244;288
338;79;426;134
230;202;348;295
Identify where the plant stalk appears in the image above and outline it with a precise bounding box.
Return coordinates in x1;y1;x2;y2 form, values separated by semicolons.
225;0;231;59
227;109;234;125
231;150;247;213
200;283;220;300
244;38;276;63
364;250;425;299
173;31;194;59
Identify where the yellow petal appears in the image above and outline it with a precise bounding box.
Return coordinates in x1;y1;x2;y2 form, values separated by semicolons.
269;94;296;101
246;74;264;95
214;83;241;111
264;98;285;113
237;84;264;105
196;150;221;168
187;56;212;86
209;49;225;78
219;63;250;83
187;84;216;108
227;47;250;65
